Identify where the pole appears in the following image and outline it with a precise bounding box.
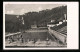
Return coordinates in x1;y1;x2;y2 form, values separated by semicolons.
46;34;49;46
64;14;66;21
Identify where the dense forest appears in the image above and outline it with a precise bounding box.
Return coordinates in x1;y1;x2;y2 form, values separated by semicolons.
5;6;67;33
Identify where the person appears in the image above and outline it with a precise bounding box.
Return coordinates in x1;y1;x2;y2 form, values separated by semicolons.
33;38;36;46
46;37;49;45
8;37;11;44
20;33;24;43
21;37;24;43
17;35;20;41
9;36;14;44
34;38;36;43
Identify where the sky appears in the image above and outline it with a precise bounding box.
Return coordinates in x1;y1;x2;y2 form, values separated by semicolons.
5;4;66;15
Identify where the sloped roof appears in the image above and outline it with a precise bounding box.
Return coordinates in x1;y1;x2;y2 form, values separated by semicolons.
47;21;59;24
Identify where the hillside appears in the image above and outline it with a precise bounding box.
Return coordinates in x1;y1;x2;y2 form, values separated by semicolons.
5;6;67;33
5;14;20;32
23;6;67;27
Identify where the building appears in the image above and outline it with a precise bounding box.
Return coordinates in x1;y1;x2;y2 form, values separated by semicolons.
31;24;37;28
47;20;59;27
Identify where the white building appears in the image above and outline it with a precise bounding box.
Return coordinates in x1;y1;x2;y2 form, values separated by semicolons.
47;24;55;27
63;20;66;22
56;24;60;26
59;21;63;24
51;20;55;22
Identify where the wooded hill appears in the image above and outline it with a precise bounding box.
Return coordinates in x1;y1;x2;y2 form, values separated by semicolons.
5;6;67;33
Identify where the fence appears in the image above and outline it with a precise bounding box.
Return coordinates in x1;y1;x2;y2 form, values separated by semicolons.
48;27;67;44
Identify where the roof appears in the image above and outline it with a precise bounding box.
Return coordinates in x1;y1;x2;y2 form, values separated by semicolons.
47;21;59;24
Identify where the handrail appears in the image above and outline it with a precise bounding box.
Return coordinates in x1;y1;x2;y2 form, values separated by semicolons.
48;27;67;43
5;32;21;37
49;28;67;37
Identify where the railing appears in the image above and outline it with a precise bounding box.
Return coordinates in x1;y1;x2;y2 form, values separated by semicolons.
5;32;21;37
48;27;67;44
57;26;67;32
